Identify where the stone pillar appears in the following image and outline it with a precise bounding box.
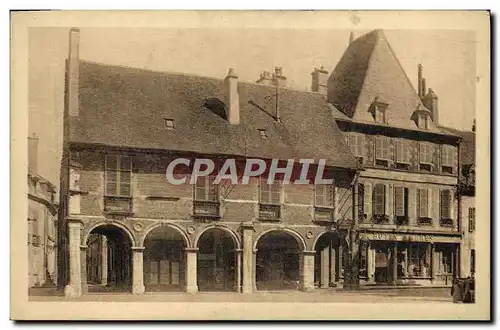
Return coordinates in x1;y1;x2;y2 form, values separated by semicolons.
80;245;88;294
300;250;315;292
132;247;145;295
320;246;329;288
101;236;108;286
454;244;460;279
430;243;437;282
391;243;398;285
185;247;198;293
329;245;336;285
252;249;257;291
241;222;254;294
337;245;343;281
367;242;374;282
64;220;82;298
235;249;242;293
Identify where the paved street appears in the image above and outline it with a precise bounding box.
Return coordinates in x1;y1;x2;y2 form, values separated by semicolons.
30;287;453;303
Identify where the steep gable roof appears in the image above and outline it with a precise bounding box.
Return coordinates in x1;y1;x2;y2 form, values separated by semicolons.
70;61;358;170
327;29;447;134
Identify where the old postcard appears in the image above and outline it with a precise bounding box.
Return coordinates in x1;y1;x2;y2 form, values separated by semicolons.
11;10;490;320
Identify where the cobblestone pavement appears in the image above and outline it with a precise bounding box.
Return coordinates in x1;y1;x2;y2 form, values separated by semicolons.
30;288;453;303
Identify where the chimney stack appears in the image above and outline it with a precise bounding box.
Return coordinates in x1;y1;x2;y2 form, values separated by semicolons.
28;134;39;174
224;68;240;125
68;27;80;117
423;88;439;125
256;71;274;86
311;66;329;95
417;64;423;98
272;66;287;87
472;119;476;132
349;31;355;45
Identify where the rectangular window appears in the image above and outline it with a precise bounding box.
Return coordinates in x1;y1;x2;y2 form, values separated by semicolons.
441;145;455;174
440;189;451;219
104;154;133;213
375;136;391;161
372;184;385;216
314;184;335;208
396;139;411;165
408;243;429;278
419;142;434;166
348;133;365;158
418;188;429;219
105;154;132;197
259;179;281;220
469;207;476;232
394;186;409;225
194;176;218;202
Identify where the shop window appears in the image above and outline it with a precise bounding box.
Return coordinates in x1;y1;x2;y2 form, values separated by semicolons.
408;243;430;278
440;250;453;275
104;154;132;213
471;249;475;274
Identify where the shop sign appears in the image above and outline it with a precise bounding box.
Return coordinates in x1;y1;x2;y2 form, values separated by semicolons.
361;232;435;242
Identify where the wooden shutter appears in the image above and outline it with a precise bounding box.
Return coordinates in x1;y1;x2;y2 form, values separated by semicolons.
375;137;382;160
385;184;391;216
440;189;451;219
373;184;385;215
418;188;428;218
357;135;364;157
358;184;365;216
394;186;405;216
469;207;475;231
364;183;372;216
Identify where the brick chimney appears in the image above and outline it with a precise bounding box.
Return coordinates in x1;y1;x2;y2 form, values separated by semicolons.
256;71;273;86
311;66;329;95
272;67;287;87
417;64;423;98
224;68;240;125
68;27;80;117
28;134;39;174
423;88;439;125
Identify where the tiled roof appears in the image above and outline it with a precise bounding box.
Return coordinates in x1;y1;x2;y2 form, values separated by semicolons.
70;61;359;170
327;29;451;135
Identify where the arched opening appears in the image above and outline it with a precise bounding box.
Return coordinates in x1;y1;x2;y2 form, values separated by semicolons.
197;228;237;292
314;232;341;288
143;226;187;292
86;224;132;293
256;231;302;291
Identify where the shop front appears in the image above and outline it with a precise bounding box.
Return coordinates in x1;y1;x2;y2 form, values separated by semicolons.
360;231;461;286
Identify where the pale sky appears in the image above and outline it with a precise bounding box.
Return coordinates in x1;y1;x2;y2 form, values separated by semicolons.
29;27;476;185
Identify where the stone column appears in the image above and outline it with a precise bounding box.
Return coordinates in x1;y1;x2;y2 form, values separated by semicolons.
329;245;336;285
80;245;88;294
185;247;198;293
101;236;108;286
367;242;374;282
454;244;460;279
320;246;329;288
235;249;242;293
337;245;343;282
252;249;257;291
430;243;437;282
391;243;398;285
241;223;254;294
64;220;82;298
300;250;315;292
132;247;145;295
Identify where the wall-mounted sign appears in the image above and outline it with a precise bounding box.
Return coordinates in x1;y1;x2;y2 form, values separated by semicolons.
360;232;460;243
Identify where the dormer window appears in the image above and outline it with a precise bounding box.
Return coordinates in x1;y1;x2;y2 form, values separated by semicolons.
258;129;268;139
370;98;389;124
413;104;432;130
164;118;175;130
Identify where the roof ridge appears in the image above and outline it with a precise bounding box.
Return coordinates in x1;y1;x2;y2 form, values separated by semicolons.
354;30;382;111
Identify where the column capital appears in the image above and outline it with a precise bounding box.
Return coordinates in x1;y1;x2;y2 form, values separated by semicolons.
253;248;258;254
184;247;199;252
67;218;83;226
131;246;145;252
302;250;316;256
79;245;88;250
241;221;255;230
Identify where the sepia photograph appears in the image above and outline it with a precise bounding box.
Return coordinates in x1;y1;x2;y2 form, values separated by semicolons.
11;10;490;320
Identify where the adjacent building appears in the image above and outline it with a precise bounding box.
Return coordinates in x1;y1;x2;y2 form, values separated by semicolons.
58;28;361;297
316;30;464;285
28;134;58;288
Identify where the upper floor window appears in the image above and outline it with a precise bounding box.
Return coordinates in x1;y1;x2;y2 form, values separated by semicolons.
358;183;365;221
440;189;454;227
193;175;219;217
372;184;386;216
468;207;476;232
259;179;281;220
395;139;411;170
104;154;132;213
419;142;434;172
347;133;365;160
418;113;430;129
164;118;175;130
371;98;389;124
394;186;409;225
441;145;456;174
417;188;432;225
375;136;391;166
314;184;335;208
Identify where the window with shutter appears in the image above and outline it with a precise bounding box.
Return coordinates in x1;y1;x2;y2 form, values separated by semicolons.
348;133;364;158
104;154;133;213
259;179;281;220
358;184;365;221
193;175;220;217
418;188;429;218
372;184;385;216
315;184;335;207
375;137;391;167
440;190;451;219
441;145;455;174
469;207;476;232
419;143;434;172
394;186;405;216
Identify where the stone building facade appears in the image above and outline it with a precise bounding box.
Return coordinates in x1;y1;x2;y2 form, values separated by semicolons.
314;30;464;285
28;135;58;287
58;28;361;297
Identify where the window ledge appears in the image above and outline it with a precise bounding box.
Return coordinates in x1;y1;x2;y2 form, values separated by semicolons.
103;210;135;217
257;217;282;222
